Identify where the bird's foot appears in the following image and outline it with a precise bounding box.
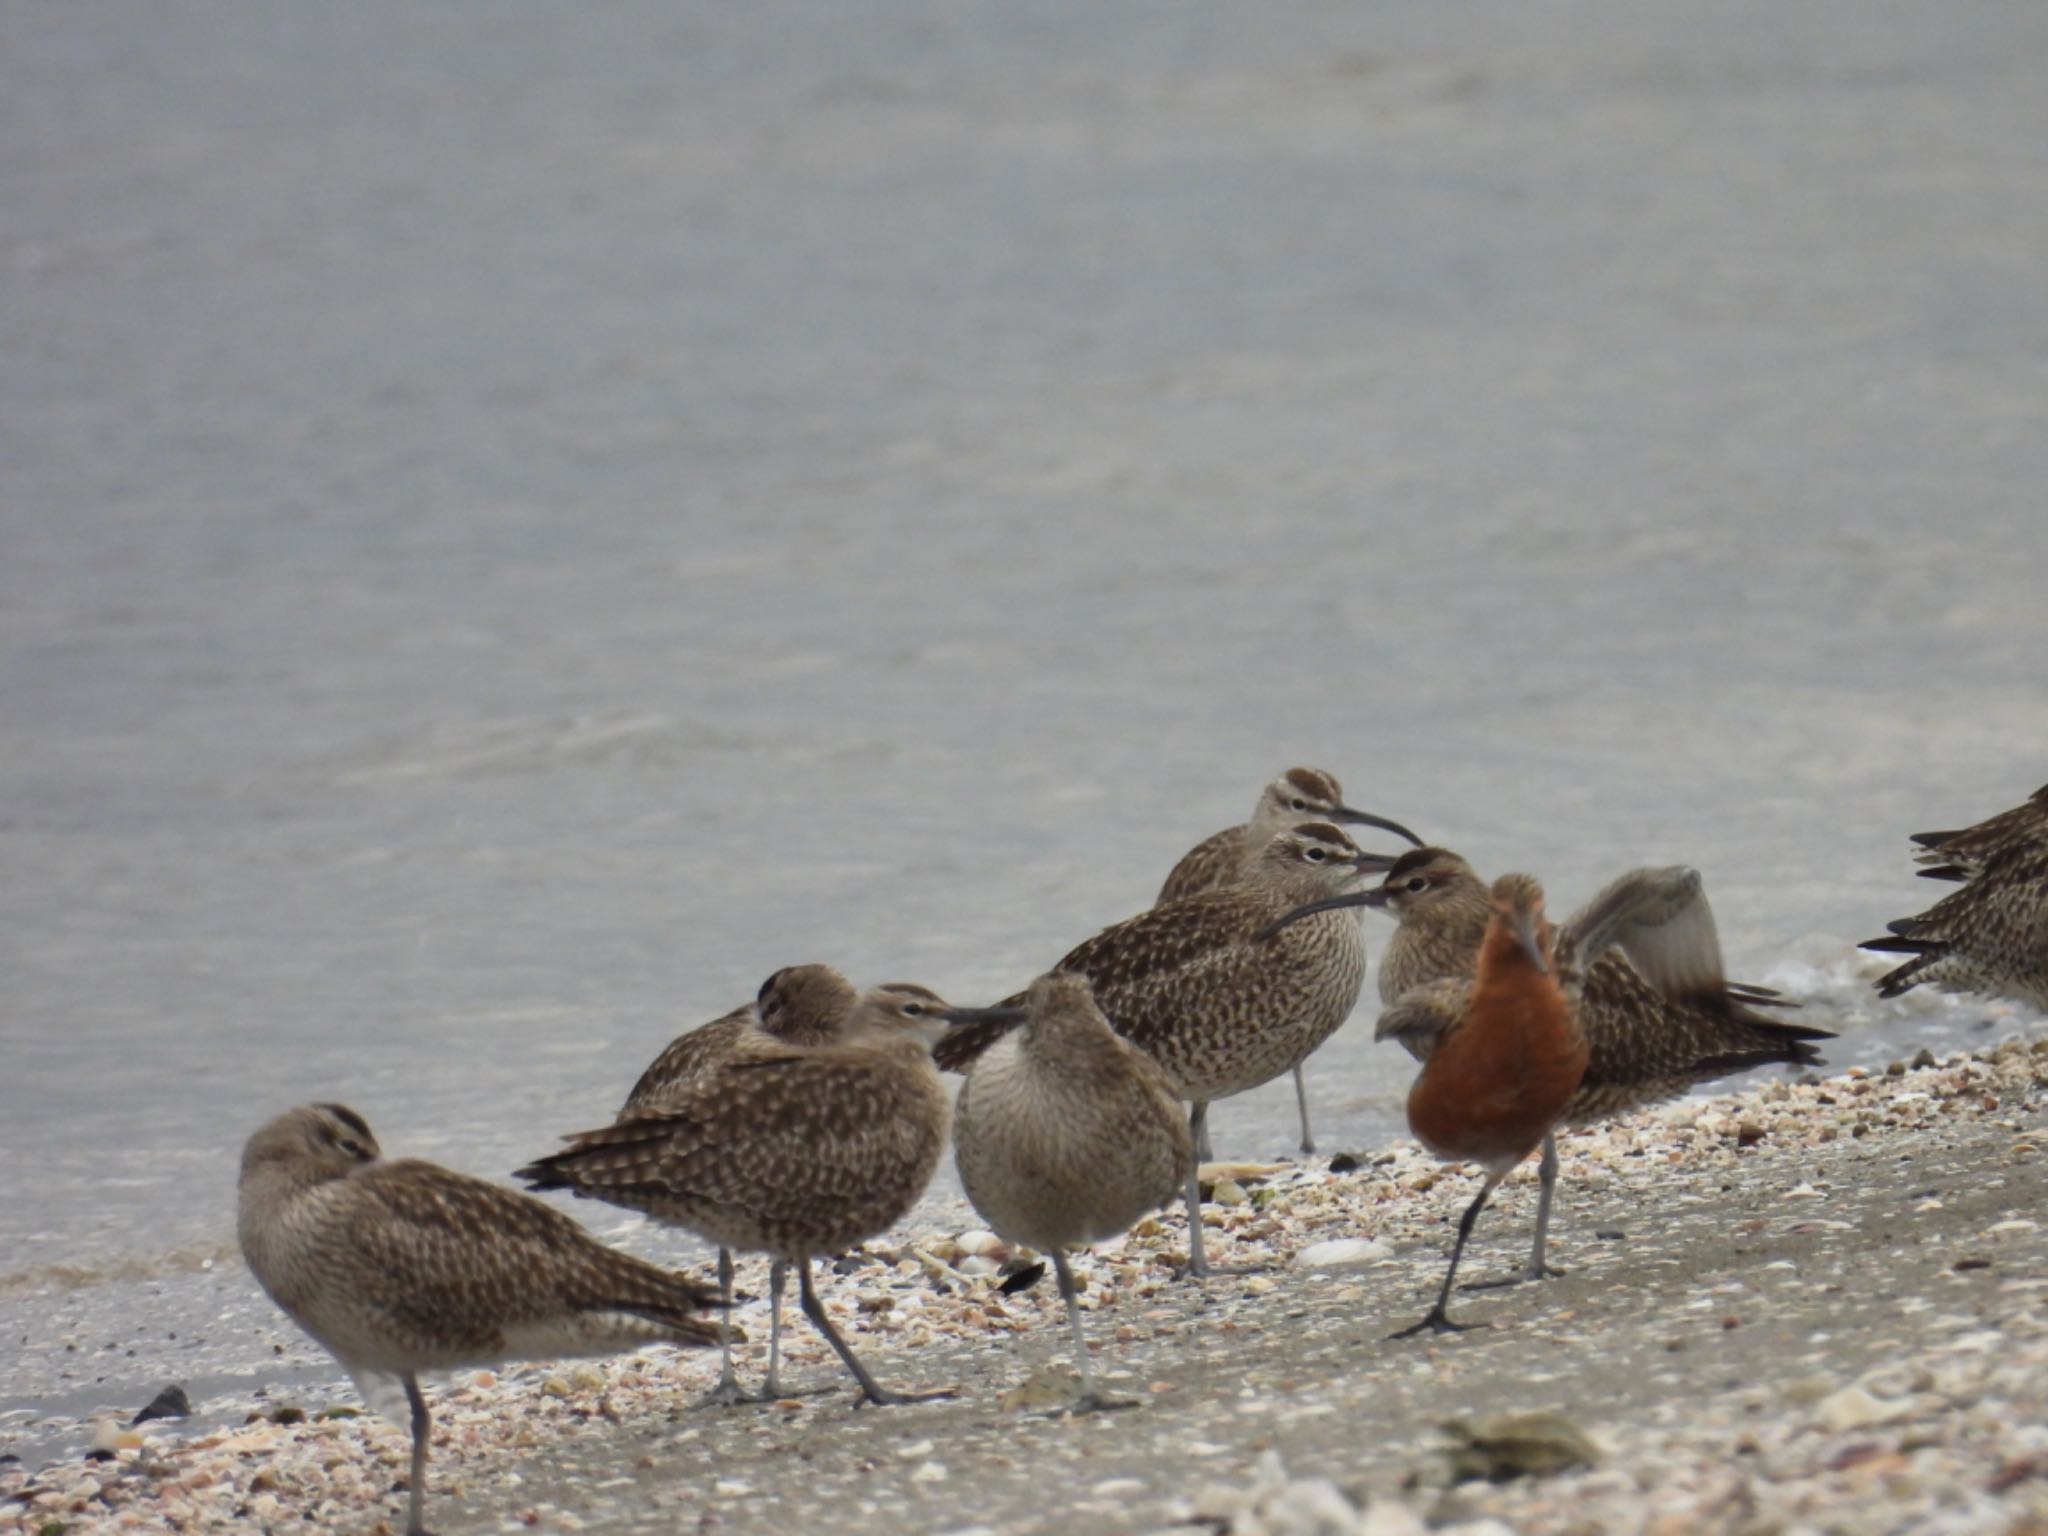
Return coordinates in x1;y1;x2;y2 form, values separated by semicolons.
692;1375;761;1410
1462;1262;1566;1292
696;1373;837;1408
755;1378;840;1405
1184;1259;1273;1281
1388;1307;1485;1341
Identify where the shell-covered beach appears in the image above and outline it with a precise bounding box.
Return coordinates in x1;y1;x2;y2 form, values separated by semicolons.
10;1023;2047;1535
8;0;2048;1530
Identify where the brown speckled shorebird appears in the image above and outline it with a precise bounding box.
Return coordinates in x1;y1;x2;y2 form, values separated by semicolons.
939;822;1400;1277
615;963;860;1405
519;982;1004;1406
1862;784;2048;1009
1905;781;2048;884
239;1103;724;1536
1266;846;1830;1283
951;972;1193;1413
1156;767;1423;1156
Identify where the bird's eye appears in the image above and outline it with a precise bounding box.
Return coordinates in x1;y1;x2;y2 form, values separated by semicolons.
1289;798;1309;811
1405;877;1428;892
901;1002;929;1017
1305;846;1327;862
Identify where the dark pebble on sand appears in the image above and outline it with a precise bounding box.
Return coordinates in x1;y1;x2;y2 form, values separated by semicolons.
132;1384;190;1426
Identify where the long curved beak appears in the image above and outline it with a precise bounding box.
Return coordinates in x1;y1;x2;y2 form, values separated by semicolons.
1330;805;1425;849
1254;888;1376;942
938;1004;1029;1028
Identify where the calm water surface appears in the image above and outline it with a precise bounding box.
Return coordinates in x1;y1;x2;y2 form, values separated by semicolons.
4;0;2046;1435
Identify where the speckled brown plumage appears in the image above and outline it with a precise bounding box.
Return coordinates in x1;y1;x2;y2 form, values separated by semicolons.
1364;847;1829;1118
940;822;1394;1275
1362;854;1830;1284
1155;767;1422;905
1153;772;1422;1154
1907;781;2048;884
239;1104;722;1536
941;823;1383;1100
621;964;859;1115
519;983;983;1404
610;963;863;1403
1863;792;2048;1010
952;973;1192;1410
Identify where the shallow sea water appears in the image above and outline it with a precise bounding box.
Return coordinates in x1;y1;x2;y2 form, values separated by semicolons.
3;0;2046;1443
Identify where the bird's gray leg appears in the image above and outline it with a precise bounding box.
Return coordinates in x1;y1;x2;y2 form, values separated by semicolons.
1465;1132;1567;1290
1526;1132;1565;1280
798;1257;952;1406
692;1248;750;1407
751;1258;831;1402
762;1257;788;1398
1190;1099;1214;1163
1292;1064;1315;1155
402;1372;432;1536
1052;1249;1136;1414
1184;1102;1210;1278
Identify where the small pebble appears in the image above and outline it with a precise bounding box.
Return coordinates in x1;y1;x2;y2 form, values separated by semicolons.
130;1386;190;1427
1816;1385;1912;1432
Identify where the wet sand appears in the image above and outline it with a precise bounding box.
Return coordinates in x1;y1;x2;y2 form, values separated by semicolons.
9;1033;2046;1535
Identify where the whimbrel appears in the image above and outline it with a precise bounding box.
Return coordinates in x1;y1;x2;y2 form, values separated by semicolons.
1156;768;1423;1155
951;972;1193;1412
239;1103;724;1536
1862;785;2048;1009
618;963;858;1403
1905;781;2048;883
939;822;1399;1276
520;982;1005;1405
1266;845;1830;1282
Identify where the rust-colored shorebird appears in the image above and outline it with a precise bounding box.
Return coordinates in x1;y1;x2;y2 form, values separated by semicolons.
939;822;1399;1277
1381;873;1586;1335
239;1104;725;1536
1266;846;1829;1283
1863;783;2048;1010
1156;767;1423;1155
1377;867;1744;1334
519;980;1003;1406
951;972;1192;1413
615;963;860;1405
